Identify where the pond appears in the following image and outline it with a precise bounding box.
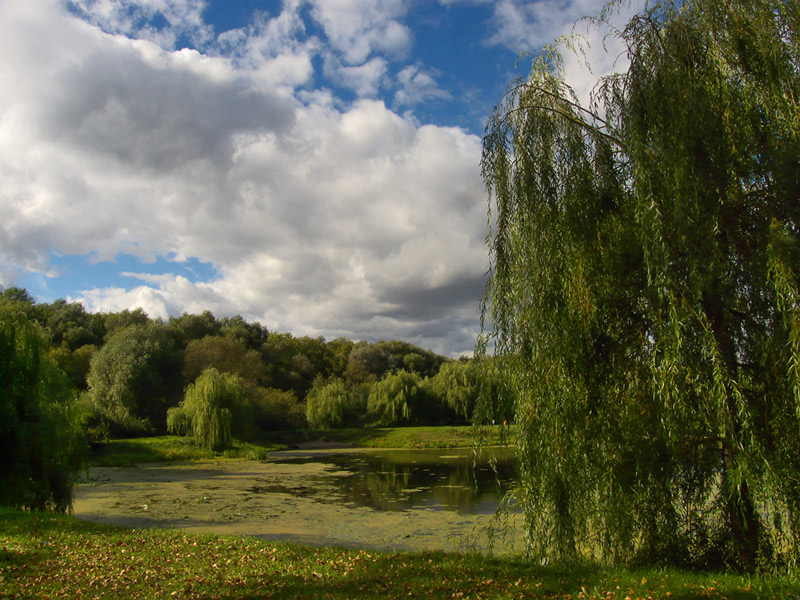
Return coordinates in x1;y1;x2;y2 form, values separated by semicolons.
74;447;524;554
264;447;517;515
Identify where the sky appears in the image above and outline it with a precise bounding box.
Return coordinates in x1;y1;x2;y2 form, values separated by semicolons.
0;0;632;356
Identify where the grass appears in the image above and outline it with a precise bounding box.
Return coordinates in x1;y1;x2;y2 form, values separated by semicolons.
256;424;514;450
88;436;284;468
88;426;514;467
1;508;798;599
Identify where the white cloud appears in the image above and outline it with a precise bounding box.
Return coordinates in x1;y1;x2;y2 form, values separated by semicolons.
323;55;388;97
66;0;213;49
484;0;638;108
213;1;318;91
0;0;487;355
308;0;411;65
394;65;451;108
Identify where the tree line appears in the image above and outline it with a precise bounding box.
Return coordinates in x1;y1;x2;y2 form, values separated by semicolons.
0;286;512;449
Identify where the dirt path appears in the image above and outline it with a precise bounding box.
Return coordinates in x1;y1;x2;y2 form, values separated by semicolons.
74;457;523;554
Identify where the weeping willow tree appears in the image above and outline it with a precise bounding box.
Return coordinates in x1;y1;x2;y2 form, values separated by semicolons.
168;367;246;451
481;0;800;570
367;369;423;426
306;378;349;429
0;301;84;512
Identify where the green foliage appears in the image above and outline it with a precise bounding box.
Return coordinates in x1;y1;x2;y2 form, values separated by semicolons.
0;302;84;512
182;335;266;385
261;332;326;397
367;370;425;426
219;314;269;350
43;299;104;350
306;379;349;429
344;342;390;384
47;343;97;389
101;308;150;340
86;323;181;436
250;387;306;430
86;436;281;467
165;405;191;436
375;340;446;378
172;368;248;451
325;337;354;378
429;360;478;422
481;0;800;570
167;310;221;345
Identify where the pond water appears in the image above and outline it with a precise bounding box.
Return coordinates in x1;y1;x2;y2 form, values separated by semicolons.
74;447;524;554
263;447;517;515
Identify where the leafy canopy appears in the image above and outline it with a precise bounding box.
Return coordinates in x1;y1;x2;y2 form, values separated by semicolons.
0;302;84;512
168;367;248;451
481;0;800;570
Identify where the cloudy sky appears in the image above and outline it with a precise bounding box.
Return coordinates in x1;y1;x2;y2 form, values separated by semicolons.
0;0;630;356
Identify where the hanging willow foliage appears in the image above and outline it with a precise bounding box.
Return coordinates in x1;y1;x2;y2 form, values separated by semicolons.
480;0;800;570
0;302;84;512
172;368;246;451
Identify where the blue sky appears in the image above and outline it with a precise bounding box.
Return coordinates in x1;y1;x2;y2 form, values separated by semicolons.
0;0;630;355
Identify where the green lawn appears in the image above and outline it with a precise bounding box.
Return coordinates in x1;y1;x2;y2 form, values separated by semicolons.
87;435;281;467
1;509;797;599
88;426;514;467
257;424;513;449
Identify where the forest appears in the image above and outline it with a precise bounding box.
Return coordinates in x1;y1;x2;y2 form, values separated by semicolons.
0;286;511;447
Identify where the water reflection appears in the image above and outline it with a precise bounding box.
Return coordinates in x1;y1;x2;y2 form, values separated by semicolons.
259;448;517;516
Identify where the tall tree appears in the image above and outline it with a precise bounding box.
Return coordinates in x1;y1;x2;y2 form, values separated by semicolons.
0;301;83;512
481;0;800;570
182;335;266;385
86;323;182;434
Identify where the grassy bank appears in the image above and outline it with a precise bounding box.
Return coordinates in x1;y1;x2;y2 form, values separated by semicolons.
89;426;513;467
87;436;282;468
259;424;513;450
1;509;796;600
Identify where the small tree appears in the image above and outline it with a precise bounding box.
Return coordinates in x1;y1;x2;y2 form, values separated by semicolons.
169;368;247;451
0;302;83;512
306;379;349;429
367;370;424;426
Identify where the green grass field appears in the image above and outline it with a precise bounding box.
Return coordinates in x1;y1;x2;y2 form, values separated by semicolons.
87;436;280;467
88;426;514;467
1;508;797;599
257;424;512;449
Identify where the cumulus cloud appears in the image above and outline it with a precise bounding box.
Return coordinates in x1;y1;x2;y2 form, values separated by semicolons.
323;55;388;97
394;65;451;108
484;0;638;107
213;1;318;91
66;0;213;49
0;0;487;355
308;0;411;65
